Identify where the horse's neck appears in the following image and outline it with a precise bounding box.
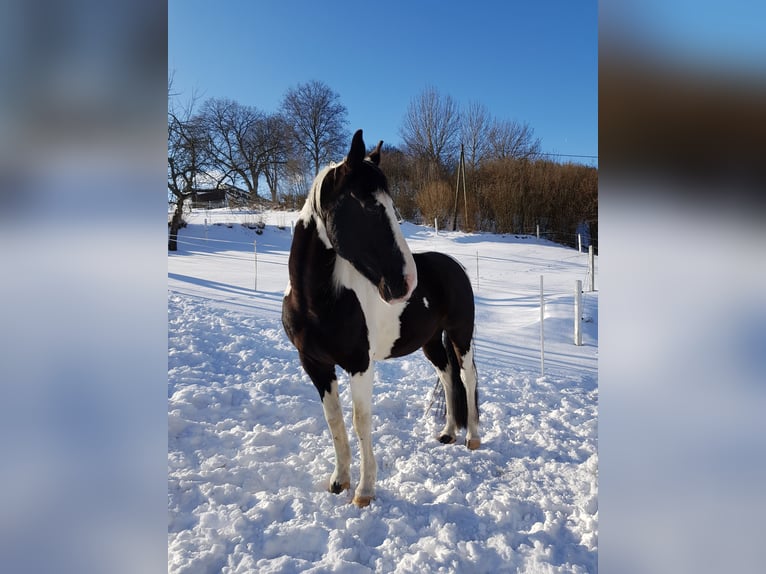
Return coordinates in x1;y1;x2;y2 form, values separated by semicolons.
288;215;337;298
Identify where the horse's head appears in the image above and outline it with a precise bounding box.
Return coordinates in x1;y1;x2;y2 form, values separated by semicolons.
313;129;417;304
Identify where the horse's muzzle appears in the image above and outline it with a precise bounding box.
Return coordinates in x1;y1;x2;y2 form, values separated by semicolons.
379;271;417;304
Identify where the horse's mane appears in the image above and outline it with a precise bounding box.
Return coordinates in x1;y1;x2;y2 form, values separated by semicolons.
298;162;340;248
298;151;383;248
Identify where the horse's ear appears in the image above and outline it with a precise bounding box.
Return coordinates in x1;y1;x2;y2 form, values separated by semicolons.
347;129;365;169
368;140;383;166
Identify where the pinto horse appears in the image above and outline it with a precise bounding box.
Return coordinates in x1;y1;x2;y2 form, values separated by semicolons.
282;130;480;507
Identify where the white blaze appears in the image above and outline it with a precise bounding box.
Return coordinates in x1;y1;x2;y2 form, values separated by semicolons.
374;190;417;301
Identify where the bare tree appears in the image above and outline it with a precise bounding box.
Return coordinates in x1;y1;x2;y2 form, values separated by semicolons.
379;144;418;221
283;154;311;207
281;80;349;175
201;98;267;203
460;101;492;170
168;86;209;251
281;157;312;209
400;86;461;174
258;113;297;203
487;118;541;160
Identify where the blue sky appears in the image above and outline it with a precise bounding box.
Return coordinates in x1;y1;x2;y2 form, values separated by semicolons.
601;0;766;74
169;0;598;166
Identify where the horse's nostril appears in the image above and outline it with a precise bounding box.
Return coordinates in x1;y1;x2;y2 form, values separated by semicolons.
377;277;392;301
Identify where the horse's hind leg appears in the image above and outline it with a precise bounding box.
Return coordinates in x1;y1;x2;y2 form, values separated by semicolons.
422;331;460;444
302;356;351;493
444;328;481;450
457;342;480;450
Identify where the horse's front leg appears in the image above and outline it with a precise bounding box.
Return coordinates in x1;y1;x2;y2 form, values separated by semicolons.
322;378;352;493
302;357;351;494
349;365;376;507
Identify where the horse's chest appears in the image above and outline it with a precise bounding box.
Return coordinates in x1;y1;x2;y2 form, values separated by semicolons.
333;257;405;360
363;298;406;360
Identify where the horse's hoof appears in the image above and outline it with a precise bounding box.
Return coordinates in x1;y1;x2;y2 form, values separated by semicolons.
352;494;374;508
329;481;350;494
466;438;481;450
439;434;457;444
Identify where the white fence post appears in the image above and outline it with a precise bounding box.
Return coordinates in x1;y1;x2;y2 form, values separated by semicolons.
204;218;208;241
540;275;545;377
578;233;582;253
254;240;258;291
574;280;582;346
434;218;438;235
588;245;595;291
536;224;540;240
475;251;479;293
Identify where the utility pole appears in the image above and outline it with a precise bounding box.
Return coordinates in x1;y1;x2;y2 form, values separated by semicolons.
451;144;468;231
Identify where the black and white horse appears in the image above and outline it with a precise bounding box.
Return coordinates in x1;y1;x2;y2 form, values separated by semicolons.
282;130;480;507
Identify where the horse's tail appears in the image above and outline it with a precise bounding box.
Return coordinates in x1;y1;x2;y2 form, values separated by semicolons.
444;333;469;429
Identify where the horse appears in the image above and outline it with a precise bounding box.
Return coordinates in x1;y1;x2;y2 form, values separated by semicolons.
282;129;480;507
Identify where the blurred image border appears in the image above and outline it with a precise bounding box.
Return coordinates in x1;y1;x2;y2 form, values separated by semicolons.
1;1;763;573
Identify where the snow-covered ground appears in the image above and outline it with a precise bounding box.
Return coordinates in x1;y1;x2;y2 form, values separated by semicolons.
168;208;598;573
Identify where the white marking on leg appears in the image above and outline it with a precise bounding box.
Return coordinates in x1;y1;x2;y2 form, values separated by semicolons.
459;344;481;448
349;365;376;506
321;379;351;491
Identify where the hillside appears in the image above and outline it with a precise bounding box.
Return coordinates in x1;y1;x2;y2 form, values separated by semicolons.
168;209;598;573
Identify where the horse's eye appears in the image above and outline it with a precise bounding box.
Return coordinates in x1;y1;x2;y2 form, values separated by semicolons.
364;199;377;210
350;192;377;212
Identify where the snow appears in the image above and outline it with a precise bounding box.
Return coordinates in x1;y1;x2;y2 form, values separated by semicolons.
168;208;598;573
